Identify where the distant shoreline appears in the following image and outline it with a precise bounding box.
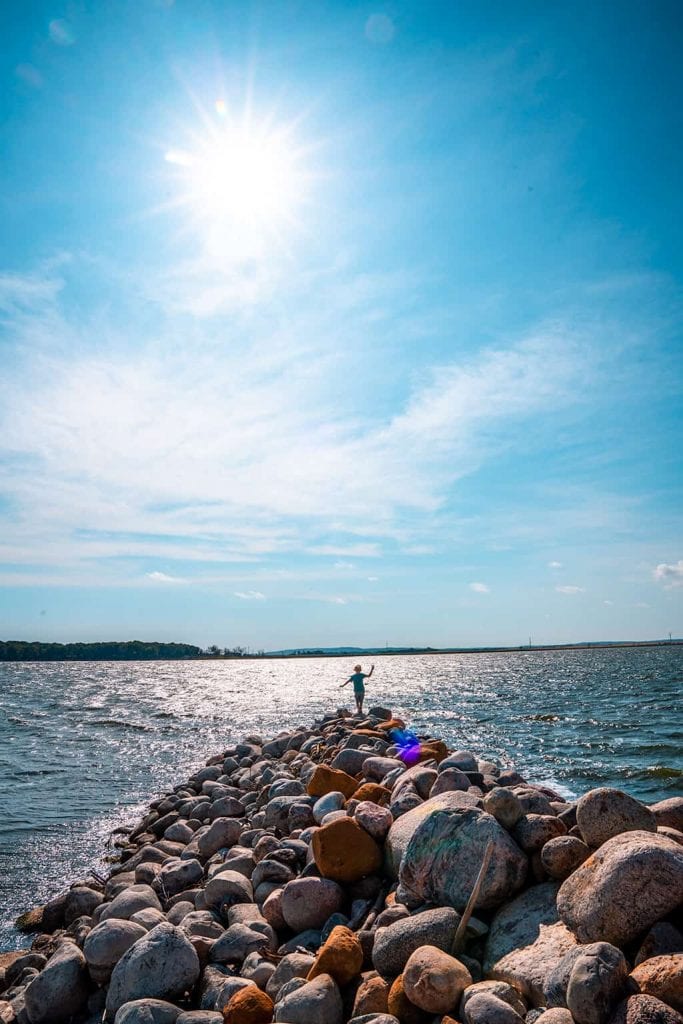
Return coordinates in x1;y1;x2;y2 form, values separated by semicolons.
0;637;680;661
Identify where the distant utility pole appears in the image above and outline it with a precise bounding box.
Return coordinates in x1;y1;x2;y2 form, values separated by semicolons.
529;636;532;648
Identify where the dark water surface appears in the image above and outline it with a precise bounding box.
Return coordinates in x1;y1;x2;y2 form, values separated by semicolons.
1;647;681;948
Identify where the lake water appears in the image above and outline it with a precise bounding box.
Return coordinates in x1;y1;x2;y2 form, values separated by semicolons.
1;647;681;949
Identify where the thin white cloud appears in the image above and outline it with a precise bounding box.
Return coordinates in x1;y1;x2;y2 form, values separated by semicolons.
469;582;490;593
604;599;613;605
146;571;185;584
556;585;585;595
653;560;683;588
548;560;562;569
234;590;266;600
367;576;379;582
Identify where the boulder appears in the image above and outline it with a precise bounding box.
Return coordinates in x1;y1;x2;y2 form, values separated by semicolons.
352;973;391;1017
535;1012;575;1023
462;991;525;1024
483;789;524;829
403;945;472;1013
198;819;243;859
484;883;578;1007
608;995;683;1023
630;956;683;1014
63;885;103;924
204;872;253;911
576;789;657;848
541;836;591;880
384;791;483;877
176;1014;223;1024
280;877;344;931
106;922;200;1017
24;942;89;1024
209;924;271;964
312;818;382;883
266;953;315;1001
635;926;683;967
273;973;343;1024
557;831;683;947
460;980;527;1018
333;748;373;776
223;986;274;1024
307;765;358;800
373;907;460;977
566;942;629;1024
307;926;364;986
387;975;432;1024
100;884;163;922
113;999;182;1023
355;802;393;842
399;803;527;911
84;918;148;984
352;784;392;806
651;799;683;833
513;815;567;853
155;859;204;898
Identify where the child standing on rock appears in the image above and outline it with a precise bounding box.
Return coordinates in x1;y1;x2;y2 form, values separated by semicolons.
340;663;374;715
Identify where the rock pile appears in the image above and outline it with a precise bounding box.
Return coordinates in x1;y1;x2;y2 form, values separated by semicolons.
1;707;682;1024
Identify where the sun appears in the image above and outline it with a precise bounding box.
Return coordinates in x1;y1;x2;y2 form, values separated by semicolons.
164;103;308;259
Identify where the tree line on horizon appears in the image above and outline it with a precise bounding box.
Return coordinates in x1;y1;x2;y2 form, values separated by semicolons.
0;640;204;661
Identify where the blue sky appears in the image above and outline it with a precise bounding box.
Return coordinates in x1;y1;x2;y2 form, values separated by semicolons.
1;0;681;649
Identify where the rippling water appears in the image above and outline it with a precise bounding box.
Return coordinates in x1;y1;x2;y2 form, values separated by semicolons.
1;647;681;948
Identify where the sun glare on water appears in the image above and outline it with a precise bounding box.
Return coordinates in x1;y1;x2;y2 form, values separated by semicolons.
164;101;308;258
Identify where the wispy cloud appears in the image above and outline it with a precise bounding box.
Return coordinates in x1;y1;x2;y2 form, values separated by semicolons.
469;582;490;593
556;585;585;595
234;590;266;600
653;560;683;588
548;560;562;569
146;571;186;584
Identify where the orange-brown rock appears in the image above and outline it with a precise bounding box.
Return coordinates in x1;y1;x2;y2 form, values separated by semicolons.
378;718;407;732
352;971;391;1016
312;817;383;882
223;984;274;1024
307;764;358;800
353;729;385;739
419;741;448;763
307;925;364;986
387;974;432;1024
630;956;683;1013
353;783;392;805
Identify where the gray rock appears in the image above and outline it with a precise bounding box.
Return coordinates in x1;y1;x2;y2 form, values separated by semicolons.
106;922;200;1017
349;1017;400;1024
541;836;591;880
84;918;148;984
385;791;481;876
176;1014;223;1024
265;796;309;832
197;818;242;859
362;757;404;782
543;946;586;1007
513;815;567;853
557;830;683;947
129;908;167;931
274;973;343;1024
372;906;460;977
208;796;244;820
483;788;525;829
355;802;393;842
440;750;478;772
24;942;89;1024
209;923;271;964
332;748;371;775
280;877;344;932
431;767;471;795
113;998;182;1024
566;942;628;1024
100;884;163;922
460;980;527;1018
393;765;438;800
64;886;103;925
576;789;657;848
463;991;525;1024
403;945;473;1013
608;994;683;1024
651;798;683;833
484;883;578;1007
313;792;346;824
266;952;316;1000
204;871;253;911
399;803;528;911
154;859;204;898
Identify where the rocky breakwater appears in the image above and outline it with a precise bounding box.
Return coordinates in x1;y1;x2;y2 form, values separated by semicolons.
2;707;683;1024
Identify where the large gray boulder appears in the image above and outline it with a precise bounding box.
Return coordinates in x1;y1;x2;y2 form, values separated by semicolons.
154;859;204;898
274;973;343;1024
373;907;460;977
24;942;89;1024
484;883;578;1006
398;803;528;911
385;791;482;877
576;789;657;848
566;943;628;1024
84;918;148;984
197;818;242;859
100;884;163;922
557;831;683;947
106;922;200;1017
280;877;344;932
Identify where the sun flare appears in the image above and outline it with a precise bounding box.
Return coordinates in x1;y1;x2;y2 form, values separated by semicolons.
164;105;308;258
